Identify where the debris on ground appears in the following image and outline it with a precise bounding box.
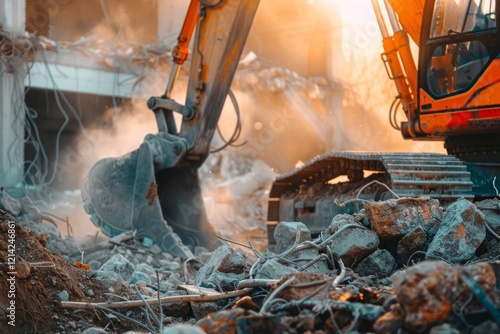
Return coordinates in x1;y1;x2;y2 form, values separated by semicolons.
2;194;500;333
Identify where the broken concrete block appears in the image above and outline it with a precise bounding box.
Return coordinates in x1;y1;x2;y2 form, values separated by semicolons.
255;258;298;280
57;290;69;301
274;221;311;254
135;263;156;277
426;199;486;263
326;214;359;233
355;249;396;278
161;325;207;334
195;246;246;291
324;216;379;267
331;228;379;268
99;253;134;282
178;285;221;320
397;226;427;265
131;271;151;285
268;272;330;301
475;198;500;235
82;328;108;334
95;270;125;289
394;261;453;329
364;197;442;240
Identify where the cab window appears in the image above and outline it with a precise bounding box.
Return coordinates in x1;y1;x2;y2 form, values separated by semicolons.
430;0;496;39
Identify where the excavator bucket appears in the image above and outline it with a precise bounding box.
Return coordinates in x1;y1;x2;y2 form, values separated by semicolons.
83;0;260;257
82;143;195;259
156;167;220;250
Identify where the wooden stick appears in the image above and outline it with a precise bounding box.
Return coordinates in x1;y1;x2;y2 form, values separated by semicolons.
60;288;252;310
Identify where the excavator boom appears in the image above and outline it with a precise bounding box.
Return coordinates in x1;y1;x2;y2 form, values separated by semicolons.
84;0;260;256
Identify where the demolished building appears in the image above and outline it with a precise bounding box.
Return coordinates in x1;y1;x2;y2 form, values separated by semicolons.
1;0;500;333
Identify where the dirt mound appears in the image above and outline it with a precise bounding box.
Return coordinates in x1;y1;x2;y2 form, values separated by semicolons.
0;210;133;334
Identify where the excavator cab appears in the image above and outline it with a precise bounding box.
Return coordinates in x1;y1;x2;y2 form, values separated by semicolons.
83;0;260;258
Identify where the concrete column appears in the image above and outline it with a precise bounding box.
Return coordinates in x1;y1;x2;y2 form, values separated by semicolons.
0;0;26;193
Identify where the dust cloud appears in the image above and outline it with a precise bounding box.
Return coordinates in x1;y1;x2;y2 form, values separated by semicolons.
52;0;446;241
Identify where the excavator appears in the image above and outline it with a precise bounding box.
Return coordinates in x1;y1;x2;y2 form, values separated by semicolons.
83;0;500;257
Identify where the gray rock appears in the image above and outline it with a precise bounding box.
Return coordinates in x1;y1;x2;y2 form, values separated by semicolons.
325;214;359;234
195;246;246;291
324;216;379;267
95;270;125;289
364;197;442;240
274;221;311;254
57;290;69;301
135;263;156;276
426;199;486;263
99;253;134;282
355;249;396;278
169;261;181;271
82;328;108;334
162;325;206;334
255;257;298;280
397;226;427;265
131;271;152;285
476;198;500;234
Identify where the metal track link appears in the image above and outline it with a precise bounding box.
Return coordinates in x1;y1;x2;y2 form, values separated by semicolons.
379;154;473;200
269;152;473;202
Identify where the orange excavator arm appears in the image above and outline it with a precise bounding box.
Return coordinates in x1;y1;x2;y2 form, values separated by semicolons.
172;0;200;65
155;0;201;135
371;0;420;136
387;0;424;45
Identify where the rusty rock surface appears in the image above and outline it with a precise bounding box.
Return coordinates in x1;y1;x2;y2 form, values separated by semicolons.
394;261;454;329
394;260;497;330
364;197;442;241
426;199;486;263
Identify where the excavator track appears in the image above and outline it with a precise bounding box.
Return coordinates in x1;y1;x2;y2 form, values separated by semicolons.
267;152;474;241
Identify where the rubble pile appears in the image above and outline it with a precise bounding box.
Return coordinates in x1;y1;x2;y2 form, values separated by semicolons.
2;193;500;333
